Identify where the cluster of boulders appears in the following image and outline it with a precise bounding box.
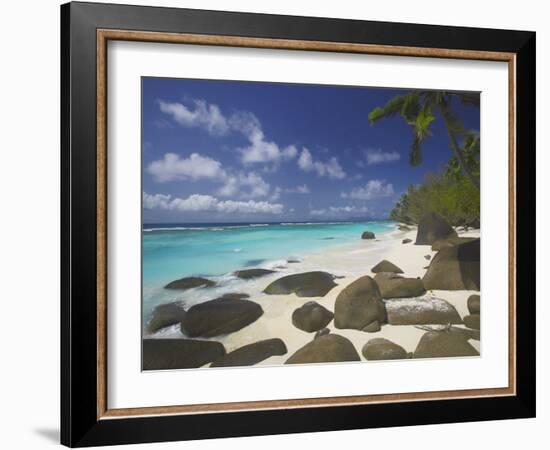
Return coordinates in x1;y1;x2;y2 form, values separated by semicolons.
143;211;480;369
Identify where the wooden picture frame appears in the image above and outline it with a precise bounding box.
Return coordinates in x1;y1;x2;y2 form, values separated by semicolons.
61;1;536;447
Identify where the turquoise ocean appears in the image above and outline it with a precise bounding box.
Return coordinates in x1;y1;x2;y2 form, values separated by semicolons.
142;221;397;333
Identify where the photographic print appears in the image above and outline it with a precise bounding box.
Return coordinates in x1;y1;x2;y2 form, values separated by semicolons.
141;78;481;371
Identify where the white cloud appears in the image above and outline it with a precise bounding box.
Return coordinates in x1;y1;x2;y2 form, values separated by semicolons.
298;148;346;179
310;205;369;217
142;192;172;210
341;180;395;200
217;171;271;199
364;148;401;165
143;192;283;214
146;153;227;183
159;100;297;167
230;112;298;165
159;99;229;135
147;152;273;199
285;184;310;194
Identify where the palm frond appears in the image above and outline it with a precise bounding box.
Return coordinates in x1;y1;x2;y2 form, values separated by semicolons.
400;94;421;125
456;92;480;107
368;94;408;124
441;108;465;135
414;105;436;140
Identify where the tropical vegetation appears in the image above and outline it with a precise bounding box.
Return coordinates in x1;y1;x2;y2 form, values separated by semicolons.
368;90;480;226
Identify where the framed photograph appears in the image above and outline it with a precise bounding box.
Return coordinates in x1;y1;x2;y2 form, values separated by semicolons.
61;1;536;447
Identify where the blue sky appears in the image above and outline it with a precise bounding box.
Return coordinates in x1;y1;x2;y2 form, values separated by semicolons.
142;77;479;224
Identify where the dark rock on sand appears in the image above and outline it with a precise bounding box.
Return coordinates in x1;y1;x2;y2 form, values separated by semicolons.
180;297;263;338
233;268;276;280
467;294;480;314
362;320;381;333
164;276;216;290
142;339;225;370
424;255;431;260
361;231;376;239
415;212;457;245
402;238;412;244
371;260;404;274
423;239;480;290
210;338;287;367
374;272;426;299
263;271;337;297
218;292;250;300
463;314;481;330
413;329;479;358
431;236;477;251
292;301;334;332
314;327;331;339
285;334;360;364
287;259;301;264
334;276;386;330
147;302;187;333
362;338;407;361
384;297;462;325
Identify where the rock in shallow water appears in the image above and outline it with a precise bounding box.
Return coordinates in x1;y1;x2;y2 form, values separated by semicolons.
361;231;376;239
142;339;225;370
286;334;360;364
233;268;276;280
334;276;386;331
263;271;337;297
180;297;263;338
371;260;404;274
292;301;334;332
384;297;462;325
164;276;216;290
423;239;480;290
413;329;479;358
210;338;287;367
362;338;407;361
147;302;187;333
415;212;457;245
374;272;426;298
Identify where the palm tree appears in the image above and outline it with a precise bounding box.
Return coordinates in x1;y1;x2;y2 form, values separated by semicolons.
368;91;480;190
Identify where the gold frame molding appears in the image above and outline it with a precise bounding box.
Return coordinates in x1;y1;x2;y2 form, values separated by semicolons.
96;29;516;420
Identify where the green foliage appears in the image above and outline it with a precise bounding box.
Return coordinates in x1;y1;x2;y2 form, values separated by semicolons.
368;90;480;190
389;171;480;227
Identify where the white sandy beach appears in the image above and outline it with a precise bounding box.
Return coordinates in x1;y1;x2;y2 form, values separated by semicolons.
152;225;481;366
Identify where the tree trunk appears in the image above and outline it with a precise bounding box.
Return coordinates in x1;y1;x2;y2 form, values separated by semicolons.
441;109;480;191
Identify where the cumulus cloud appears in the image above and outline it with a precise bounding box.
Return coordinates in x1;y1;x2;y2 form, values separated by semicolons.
147;152;273;199
159;99;297;167
159;100;229;136
230;112;298;165
298;148;346;179
363;148;401;165
310;205;369;217
341;180;395;200
217;171;271;199
143;192;283;214
147;153;227;183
